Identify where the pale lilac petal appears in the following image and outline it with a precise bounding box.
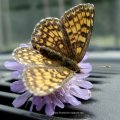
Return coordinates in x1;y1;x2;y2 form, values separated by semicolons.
79;63;92;73
79;89;91;100
12;92;31;108
70;74;90;82
32;96;40;105
19;43;29;47
70;86;91;100
76;73;90;79
64;93;81;106
44;96;52;103
79;63;92;69
36;98;45;111
56;96;66;103
11;71;21;78
33;96;45;111
75;80;93;89
81;68;92;74
45;103;54;116
10;80;25;93
4;61;23;71
19;42;31;47
51;94;64;108
56;90;66;103
81;52;88;62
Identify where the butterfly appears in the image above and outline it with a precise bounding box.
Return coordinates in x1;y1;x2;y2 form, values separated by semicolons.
12;3;95;96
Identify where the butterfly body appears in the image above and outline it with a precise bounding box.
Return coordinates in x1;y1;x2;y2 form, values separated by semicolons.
39;46;80;73
13;3;94;96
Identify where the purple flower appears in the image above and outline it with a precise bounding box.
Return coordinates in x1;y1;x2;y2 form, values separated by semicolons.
4;44;93;116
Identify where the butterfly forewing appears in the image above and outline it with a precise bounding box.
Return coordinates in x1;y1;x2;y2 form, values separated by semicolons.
23;66;74;96
31;18;69;57
61;3;94;62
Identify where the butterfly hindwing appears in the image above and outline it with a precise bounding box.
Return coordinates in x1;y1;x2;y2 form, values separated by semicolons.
23;66;74;96
61;3;94;62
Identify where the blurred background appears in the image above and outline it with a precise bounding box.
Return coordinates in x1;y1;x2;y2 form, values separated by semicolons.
0;0;120;53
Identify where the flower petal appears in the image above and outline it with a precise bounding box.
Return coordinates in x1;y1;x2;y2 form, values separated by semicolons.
4;61;23;71
79;63;92;73
75;80;93;89
70;74;90;83
30;96;39;112
45;103;54;116
12;92;31;108
36;98;45;111
44;96;52;104
76;73;90;79
81;52;88;62
19;43;29;47
64;93;81;106
79;89;91;100
32;96;41;105
56;90;66;103
11;71;21;78
70;85;92;100
79;62;92;69
32;96;45;111
51;94;64;108
10;80;25;93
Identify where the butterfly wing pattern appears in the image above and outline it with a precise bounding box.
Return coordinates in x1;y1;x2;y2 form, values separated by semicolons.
13;47;59;67
13;46;74;96
13;47;49;66
23;66;73;96
61;3;94;62
31;18;69;57
13;3;94;96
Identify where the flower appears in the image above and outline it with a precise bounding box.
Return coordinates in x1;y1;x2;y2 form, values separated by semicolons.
4;44;93;116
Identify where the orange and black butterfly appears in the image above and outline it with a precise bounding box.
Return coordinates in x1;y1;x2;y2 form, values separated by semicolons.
13;4;95;96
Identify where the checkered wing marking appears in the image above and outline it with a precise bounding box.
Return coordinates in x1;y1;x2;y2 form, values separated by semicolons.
23;66;74;96
31;18;68;57
12;47;54;66
61;3;94;62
